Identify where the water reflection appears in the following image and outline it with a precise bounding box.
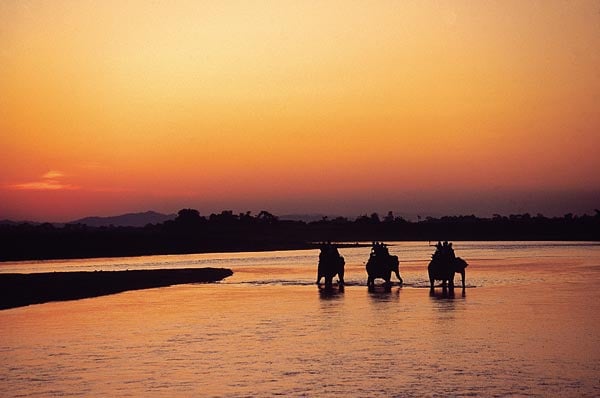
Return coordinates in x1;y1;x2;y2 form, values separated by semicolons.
317;284;344;300
429;290;466;308
368;287;401;303
366;281;403;292
429;288;467;299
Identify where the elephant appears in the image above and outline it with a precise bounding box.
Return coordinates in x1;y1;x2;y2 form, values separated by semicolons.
366;253;403;291
428;255;468;296
316;243;345;289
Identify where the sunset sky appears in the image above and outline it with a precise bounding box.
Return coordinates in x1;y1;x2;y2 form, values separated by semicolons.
1;1;599;221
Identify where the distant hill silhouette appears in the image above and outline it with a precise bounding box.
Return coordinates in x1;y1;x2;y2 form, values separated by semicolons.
69;211;176;227
0;219;40;226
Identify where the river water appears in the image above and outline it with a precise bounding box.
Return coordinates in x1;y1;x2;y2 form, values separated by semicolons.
1;241;599;397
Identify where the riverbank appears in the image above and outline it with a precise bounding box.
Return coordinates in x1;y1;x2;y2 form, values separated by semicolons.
0;268;233;310
2;211;598;261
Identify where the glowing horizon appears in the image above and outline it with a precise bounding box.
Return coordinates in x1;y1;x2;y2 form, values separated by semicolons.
1;1;599;221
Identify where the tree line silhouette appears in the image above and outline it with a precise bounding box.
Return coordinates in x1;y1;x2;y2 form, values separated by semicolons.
1;209;599;261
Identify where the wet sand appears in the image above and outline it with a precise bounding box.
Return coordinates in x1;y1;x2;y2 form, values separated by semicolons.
0;268;233;310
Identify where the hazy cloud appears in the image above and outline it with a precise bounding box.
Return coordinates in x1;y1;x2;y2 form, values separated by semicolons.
42;170;65;179
89;186;134;193
11;181;78;191
8;170;79;191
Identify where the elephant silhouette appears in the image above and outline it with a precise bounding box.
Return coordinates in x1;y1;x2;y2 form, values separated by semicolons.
316;242;345;289
366;242;403;291
428;254;468;296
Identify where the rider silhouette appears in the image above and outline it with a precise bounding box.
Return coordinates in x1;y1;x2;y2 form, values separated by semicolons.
432;241;456;263
371;241;390;260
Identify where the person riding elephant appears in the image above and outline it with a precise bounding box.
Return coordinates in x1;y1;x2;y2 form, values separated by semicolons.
428;241;467;296
366;241;402;290
316;242;345;289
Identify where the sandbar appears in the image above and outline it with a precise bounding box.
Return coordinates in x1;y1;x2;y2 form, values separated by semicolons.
0;268;233;310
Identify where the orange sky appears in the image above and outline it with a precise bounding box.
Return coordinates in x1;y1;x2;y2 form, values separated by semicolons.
1;1;599;221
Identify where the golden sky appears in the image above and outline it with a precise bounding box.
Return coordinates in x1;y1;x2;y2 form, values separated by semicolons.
1;1;599;221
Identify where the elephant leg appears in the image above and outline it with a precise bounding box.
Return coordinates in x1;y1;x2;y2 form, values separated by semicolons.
338;269;345;286
325;276;333;289
385;278;392;292
447;270;456;295
460;270;465;289
428;271;434;291
395;270;403;285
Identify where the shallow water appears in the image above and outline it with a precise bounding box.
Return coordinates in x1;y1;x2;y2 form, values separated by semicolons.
1;242;599;397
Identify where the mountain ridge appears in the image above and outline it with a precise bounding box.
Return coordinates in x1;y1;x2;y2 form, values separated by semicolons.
69;211;176;227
